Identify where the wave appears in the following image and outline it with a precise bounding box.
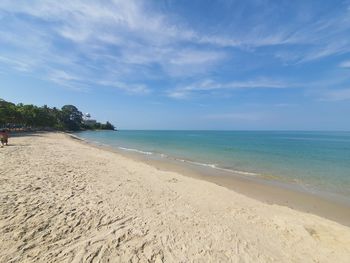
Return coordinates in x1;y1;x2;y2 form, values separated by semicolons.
173;158;260;177
105;144;335;195
75;134;320;194
74;132;350;203
117;145;260;177
118;144;266;179
118;147;153;155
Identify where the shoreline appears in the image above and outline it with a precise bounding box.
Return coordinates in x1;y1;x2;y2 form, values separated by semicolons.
69;132;350;227
2;132;350;262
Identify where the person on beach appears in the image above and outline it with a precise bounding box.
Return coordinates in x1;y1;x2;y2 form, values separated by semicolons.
0;129;9;147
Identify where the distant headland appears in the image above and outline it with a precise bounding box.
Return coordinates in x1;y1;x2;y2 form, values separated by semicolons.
0;98;115;131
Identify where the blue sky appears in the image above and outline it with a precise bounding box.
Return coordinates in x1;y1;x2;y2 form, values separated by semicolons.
1;0;350;130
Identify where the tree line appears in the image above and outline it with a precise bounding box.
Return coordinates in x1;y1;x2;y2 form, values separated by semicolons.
0;98;115;131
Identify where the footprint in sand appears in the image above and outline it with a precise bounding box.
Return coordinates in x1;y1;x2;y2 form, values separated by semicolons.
168;178;178;183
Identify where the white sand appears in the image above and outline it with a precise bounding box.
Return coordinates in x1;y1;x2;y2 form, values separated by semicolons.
0;132;350;262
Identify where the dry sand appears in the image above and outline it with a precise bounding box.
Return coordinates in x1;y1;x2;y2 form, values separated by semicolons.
1;132;350;262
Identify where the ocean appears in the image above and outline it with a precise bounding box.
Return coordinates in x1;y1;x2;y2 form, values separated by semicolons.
75;130;350;203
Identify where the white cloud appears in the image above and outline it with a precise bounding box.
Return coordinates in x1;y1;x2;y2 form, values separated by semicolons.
339;60;350;68
320;89;350;101
275;7;350;63
97;80;151;95
299;42;350;63
44;68;151;94
0;0;349;97
167;90;190;99
167;78;291;99
48;69;80;82
169;50;225;65
45;69;90;91
0;55;32;72
0;0;232;86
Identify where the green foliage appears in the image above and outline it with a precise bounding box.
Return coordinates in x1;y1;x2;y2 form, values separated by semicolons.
102;121;115;130
0;98;115;131
0;100;20;125
60;105;83;131
82;121;115;130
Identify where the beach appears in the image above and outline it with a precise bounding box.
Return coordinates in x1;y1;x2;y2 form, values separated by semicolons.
1;132;350;262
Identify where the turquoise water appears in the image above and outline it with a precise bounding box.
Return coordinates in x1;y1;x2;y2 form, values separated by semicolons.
76;130;350;201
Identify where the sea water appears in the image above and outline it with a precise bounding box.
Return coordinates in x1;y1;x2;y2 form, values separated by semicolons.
76;130;350;202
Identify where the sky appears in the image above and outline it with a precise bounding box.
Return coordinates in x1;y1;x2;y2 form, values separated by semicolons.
1;0;350;130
